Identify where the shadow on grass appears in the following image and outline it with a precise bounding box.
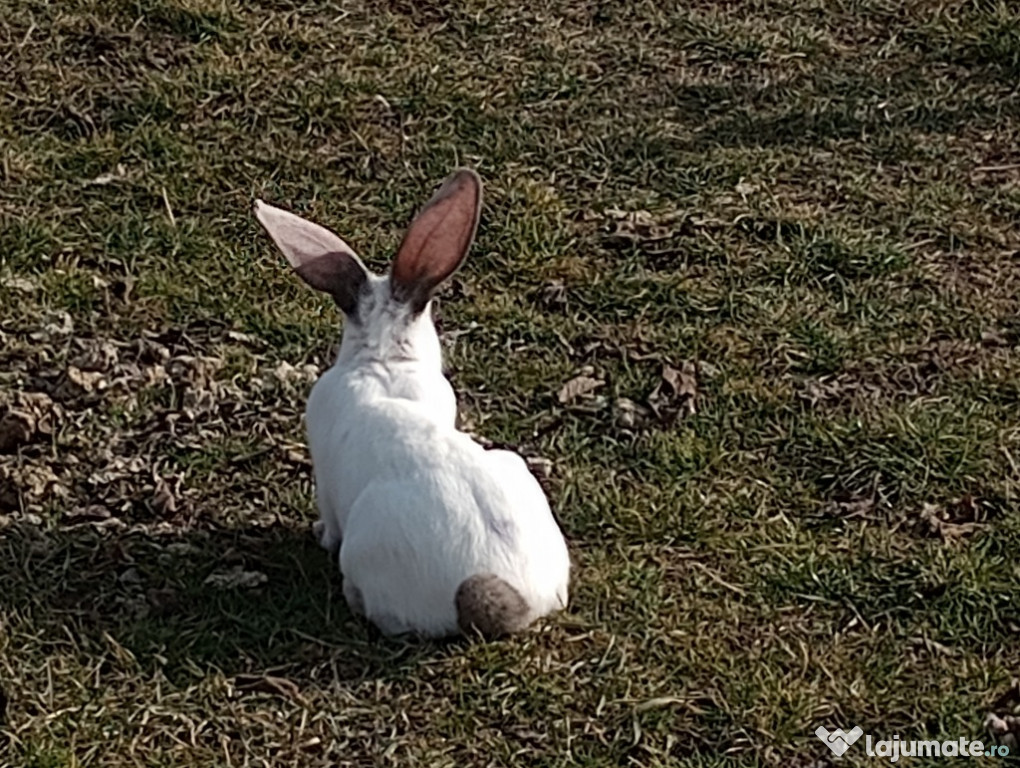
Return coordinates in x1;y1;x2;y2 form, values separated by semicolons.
674;69;1020;153
0;521;455;688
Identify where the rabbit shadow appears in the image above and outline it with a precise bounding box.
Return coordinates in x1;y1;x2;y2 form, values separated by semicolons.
0;520;461;689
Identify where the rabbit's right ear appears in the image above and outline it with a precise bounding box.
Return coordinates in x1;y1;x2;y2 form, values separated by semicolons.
254;200;369;316
390;168;482;312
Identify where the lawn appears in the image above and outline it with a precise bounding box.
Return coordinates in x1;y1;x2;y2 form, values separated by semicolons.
1;0;1019;765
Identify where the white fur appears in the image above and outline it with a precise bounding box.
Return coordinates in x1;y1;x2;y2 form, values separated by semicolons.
256;185;570;638
309;277;569;636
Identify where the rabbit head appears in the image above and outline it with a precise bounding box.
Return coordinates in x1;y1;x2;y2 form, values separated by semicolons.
254;169;482;368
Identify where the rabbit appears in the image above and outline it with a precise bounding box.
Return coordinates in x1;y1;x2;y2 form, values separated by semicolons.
253;169;570;638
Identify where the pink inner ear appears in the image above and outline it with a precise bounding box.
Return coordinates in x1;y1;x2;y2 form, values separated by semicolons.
391;169;481;297
253;200;356;267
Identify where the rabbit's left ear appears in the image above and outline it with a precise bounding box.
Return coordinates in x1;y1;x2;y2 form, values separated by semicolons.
390;168;482;312
254;200;370;316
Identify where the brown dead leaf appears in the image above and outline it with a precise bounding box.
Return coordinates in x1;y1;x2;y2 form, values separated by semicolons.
541;280;568;308
0;468;19;511
136;337;170;364
272;361;320;387
558;367;605;404
661;363;697;402
226;330;267;349
0;392;61;451
143;364;169;387
614;397;655;431
82;163;127;186
109;276;135;302
152;477;177;516
980;329;1011;347
204;566;268;589
54;365;108;400
985;713;1020;751
648;361;698;423
71;339;120;373
65;504;112;523
6;464;68;509
525;456;553;480
277;441;311;467
992;679;1020;711
1;275;37;293
819;497;877;520
0;411;35;453
26;393;60;436
167;355;223;387
919;499;986;540
601;208;685;248
28;310;74;341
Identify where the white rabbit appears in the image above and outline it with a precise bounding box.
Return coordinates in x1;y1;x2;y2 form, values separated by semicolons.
254;169;570;638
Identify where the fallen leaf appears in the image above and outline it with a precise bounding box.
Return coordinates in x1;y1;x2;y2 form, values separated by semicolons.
991;679;1020;711
525;456;553;480
54;365;107;399
28;311;74;341
734;180;761;198
614;397;655;431
661;363;697;401
919;501;985;540
272;360;319;385
71;339;120;373
980;329;1010;347
558;367;605;404
985;713;1020;751
818;497;877;520
136;337;170;364
152;477;177;516
10;465;67;506
0;468;18;511
167;355;223;388
226;330;266;348
278;442;311;467
65;505;112;523
109;277;134;302
541;280;568;308
204;566;268;590
0;411;35;453
601;208;686;249
82;164;127;186
647;361;698;423
1;276;37;293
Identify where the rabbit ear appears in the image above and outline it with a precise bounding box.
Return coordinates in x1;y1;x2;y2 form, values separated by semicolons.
254;200;369;315
390;168;482;312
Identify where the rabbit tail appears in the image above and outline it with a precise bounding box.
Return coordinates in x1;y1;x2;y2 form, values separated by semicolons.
456;573;531;638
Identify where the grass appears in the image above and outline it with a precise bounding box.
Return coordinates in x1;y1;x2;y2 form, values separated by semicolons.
1;0;1020;765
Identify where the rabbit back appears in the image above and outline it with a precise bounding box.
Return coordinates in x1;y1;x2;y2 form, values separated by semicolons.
309;370;568;637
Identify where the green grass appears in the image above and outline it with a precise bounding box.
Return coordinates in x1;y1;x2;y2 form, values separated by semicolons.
2;0;1020;765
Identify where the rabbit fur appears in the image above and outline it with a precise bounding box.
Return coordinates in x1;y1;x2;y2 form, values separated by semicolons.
254;169;570;638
